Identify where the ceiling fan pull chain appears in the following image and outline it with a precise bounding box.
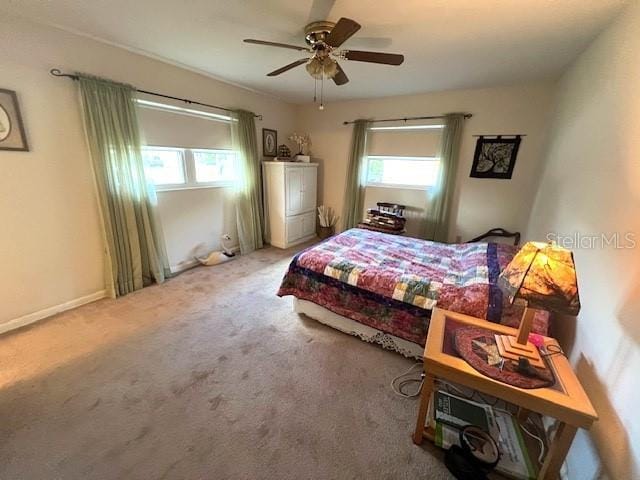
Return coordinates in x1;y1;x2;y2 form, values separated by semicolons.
319;65;325;110
313;77;317;103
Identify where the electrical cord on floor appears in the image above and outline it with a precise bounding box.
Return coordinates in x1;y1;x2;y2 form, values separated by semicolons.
391;362;424;398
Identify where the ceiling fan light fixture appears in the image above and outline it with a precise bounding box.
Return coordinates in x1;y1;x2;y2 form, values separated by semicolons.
305;57;338;80
323;58;338;79
305;58;323;79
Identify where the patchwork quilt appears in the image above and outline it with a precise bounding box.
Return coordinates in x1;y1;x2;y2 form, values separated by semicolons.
278;228;549;346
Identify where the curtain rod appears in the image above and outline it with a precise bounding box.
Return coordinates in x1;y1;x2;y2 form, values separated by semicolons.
50;69;263;120
472;134;527;137
342;114;472;125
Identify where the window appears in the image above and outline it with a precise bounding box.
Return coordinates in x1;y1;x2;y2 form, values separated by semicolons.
142;146;238;190
142;147;185;186
366;156;439;189
193;149;237;184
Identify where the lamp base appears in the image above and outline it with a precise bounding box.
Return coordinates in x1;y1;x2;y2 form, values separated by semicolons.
495;334;545;369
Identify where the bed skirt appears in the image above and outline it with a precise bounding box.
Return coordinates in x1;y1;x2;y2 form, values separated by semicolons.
293;298;424;360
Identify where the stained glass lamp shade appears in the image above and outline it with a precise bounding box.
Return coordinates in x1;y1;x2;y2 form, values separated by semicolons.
496;242;580;366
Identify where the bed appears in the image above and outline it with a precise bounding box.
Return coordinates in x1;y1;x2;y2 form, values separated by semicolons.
277;228;549;359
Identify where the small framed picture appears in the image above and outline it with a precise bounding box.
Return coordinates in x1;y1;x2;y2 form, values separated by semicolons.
470;136;522;179
0;89;29;152
262;128;277;157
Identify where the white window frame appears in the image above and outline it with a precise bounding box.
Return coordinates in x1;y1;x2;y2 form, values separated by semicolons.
141;146;188;190
142;146;237;191
190;148;238;189
365;155;440;190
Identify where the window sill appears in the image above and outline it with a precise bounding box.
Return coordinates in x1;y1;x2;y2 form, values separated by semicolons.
155;183;235;192
366;183;433;191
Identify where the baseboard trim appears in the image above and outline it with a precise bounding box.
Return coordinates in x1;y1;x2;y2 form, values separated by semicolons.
170;259;199;273
560;466;569;480
0;290;107;335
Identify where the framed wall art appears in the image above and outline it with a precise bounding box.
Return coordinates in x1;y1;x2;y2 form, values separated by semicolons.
262;128;277;157
470;135;522;179
0;89;29;152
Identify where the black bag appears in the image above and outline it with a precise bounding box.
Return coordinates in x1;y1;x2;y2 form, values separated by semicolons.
444;425;499;480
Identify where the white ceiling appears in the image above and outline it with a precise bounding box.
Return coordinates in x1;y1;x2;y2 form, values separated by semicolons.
3;0;626;103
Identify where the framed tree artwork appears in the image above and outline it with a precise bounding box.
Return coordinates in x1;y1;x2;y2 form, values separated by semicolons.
262;128;277;157
0;89;29;152
470;135;522;179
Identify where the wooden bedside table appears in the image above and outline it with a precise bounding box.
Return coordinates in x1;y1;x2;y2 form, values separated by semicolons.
413;308;597;480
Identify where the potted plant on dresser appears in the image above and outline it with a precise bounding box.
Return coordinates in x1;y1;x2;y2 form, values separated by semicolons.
289;133;311;162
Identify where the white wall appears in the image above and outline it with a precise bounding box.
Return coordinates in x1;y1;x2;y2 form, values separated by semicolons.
156;187;237;272
0;15;295;326
296;82;555;241
525;2;640;478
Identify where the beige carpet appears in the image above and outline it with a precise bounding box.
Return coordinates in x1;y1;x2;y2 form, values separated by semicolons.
0;244;453;480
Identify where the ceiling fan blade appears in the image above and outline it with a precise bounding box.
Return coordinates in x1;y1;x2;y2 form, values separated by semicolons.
325;17;361;47
332;63;349;85
267;58;309;76
244;39;310;52
343;50;404;65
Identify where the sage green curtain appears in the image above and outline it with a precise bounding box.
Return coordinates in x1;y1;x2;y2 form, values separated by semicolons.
342;119;370;229
421;113;465;242
77;74;169;297
231;110;264;254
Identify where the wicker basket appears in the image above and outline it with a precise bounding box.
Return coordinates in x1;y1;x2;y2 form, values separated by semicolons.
318;226;334;239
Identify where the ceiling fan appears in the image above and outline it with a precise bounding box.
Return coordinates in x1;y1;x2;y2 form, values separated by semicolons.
244;17;404;107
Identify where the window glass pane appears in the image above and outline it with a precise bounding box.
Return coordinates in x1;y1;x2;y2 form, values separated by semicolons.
142;147;185;185
367;157;384;184
366;156;439;188
193;150;237;183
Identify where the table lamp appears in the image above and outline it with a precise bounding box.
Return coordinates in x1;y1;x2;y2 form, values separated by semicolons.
496;242;580;368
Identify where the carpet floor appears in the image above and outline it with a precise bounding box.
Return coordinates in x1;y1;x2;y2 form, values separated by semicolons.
0;243;453;480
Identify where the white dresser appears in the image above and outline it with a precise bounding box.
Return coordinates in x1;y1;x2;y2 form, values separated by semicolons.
263;161;318;249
